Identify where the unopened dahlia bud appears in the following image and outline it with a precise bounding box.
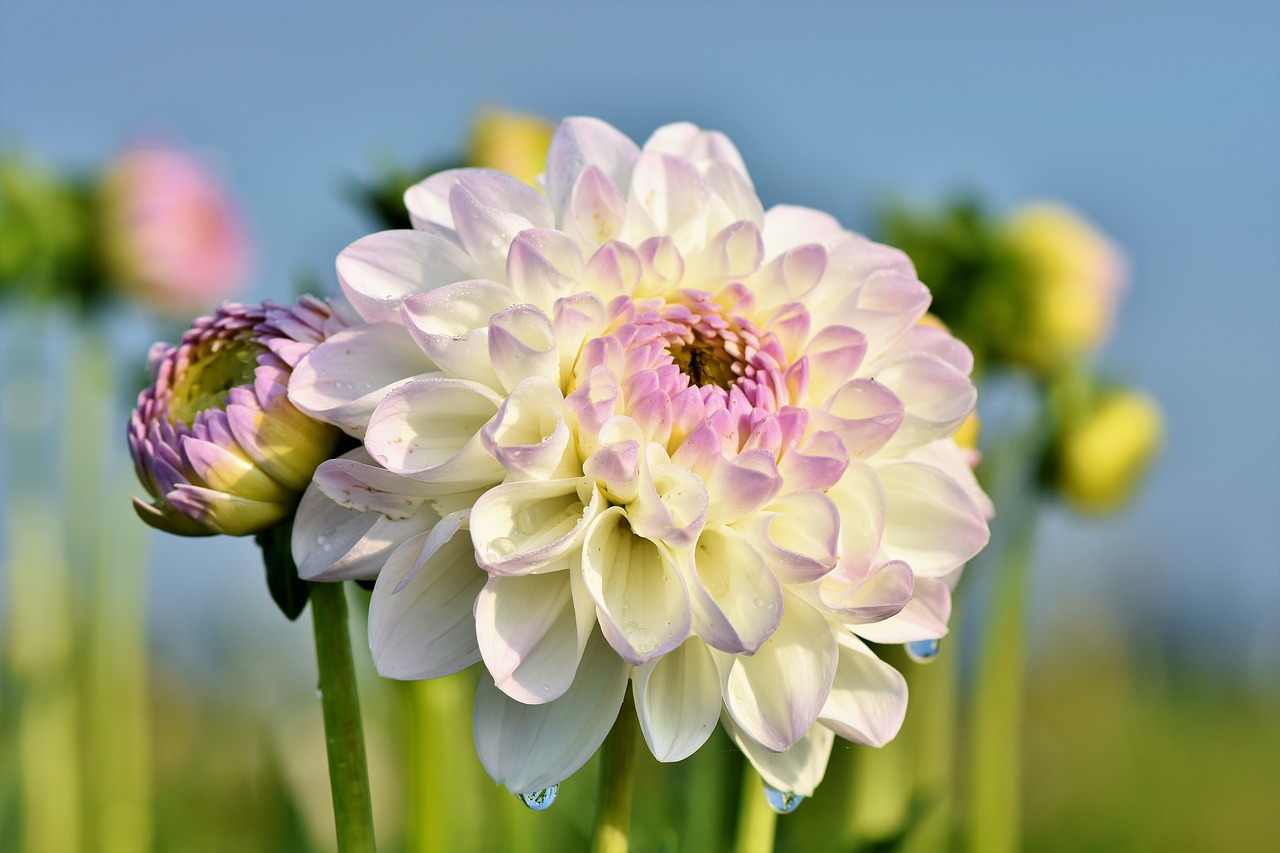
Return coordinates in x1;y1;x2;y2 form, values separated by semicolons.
128;297;350;536
100;143;249;315
466;109;555;187
1057;388;1163;514
1004;203;1126;368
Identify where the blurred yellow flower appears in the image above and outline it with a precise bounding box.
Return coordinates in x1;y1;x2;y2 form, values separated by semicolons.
1058;389;1162;513
466;109;555;187
1005;203;1126;369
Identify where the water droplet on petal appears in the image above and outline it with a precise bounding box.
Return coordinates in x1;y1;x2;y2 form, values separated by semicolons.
906;638;941;664
490;537;516;558
752;597;763;608
315;689;324;701
763;783;803;814
518;785;559;810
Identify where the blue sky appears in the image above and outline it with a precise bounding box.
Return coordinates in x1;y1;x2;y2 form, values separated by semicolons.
2;0;1277;672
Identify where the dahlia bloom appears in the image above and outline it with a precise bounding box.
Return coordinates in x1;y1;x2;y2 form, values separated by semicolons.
290;118;992;800
129;297;350;537
100;143;250;314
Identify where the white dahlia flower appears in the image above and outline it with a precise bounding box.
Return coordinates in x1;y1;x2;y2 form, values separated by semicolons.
289;118;992;801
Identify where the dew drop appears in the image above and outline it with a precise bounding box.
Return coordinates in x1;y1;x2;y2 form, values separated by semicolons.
518;784;559;811
490;537;517;558
752;597;763;608
315;689;324;701
906;638;941;664
763;783;803;814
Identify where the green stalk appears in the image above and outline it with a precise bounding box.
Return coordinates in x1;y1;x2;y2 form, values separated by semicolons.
963;505;1037;853
733;766;777;853
591;697;639;853
309;581;376;853
6;314;83;853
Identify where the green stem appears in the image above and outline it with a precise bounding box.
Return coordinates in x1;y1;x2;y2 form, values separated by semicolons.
309;581;376;853
733;766;777;853
963;500;1038;853
591;699;638;853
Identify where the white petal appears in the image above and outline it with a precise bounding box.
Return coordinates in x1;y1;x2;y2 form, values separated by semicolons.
826;462;886;581
632;639;720;762
450;172;554;278
722;592;838;751
505;228;586;308
644;122;752;186
292;462;440;581
874;352;976;454
818;559;913;624
808;378;904;459
404;167;488;232
400;279;516;387
725;717;835;799
288;321;436;437
877;461;990;576
471;478;600;574
480;377;574;481
818;633;908;747
369;527;486;679
473;629;629;794
336;230;473;323
761;205;846;257
545;117;640;226
564;166;626;247
622;151;710;251
475;568;595;704
738;490;840;585
488;305;560;393
687;527;782;654
852;575;953;644
803;325;868;407
582;506;691;665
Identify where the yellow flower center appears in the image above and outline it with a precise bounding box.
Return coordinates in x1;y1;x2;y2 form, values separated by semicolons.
168;338;266;427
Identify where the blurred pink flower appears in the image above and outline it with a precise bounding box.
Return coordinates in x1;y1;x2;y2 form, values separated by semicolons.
101;143;250;314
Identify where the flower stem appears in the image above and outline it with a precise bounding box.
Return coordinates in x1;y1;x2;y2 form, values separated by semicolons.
591;697;638;853
963;503;1037;853
733;765;777;853
309;581;376;853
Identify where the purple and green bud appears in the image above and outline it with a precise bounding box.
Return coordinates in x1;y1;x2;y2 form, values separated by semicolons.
128;296;351;536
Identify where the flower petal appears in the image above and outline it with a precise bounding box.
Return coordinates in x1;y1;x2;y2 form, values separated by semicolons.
400;279;517;388
368;527;486;679
632;638;720;762
725;717;835;799
473;629;629;794
287;321;435;437
336;230;473;323
450;172;554;278
852;574;954;644
874;352;977;454
876;461;990;576
687;526;783;654
364;377;505;486
582;506;691;665
475;566;595;704
818;632;908;746
545;117;640;227
471;478;601;574
722;591;838;751
738;490;840;585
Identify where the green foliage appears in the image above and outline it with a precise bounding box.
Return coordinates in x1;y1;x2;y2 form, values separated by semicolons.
255;517;310;620
879;198;1031;376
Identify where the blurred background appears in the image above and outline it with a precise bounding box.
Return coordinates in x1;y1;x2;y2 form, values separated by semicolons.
1;1;1277;851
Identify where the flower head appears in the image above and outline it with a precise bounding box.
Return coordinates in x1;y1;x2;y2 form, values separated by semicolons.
129;297;349;536
1005;202;1126;368
1056;388;1162;514
101;143;250;314
290;119;992;799
467;109;555;188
